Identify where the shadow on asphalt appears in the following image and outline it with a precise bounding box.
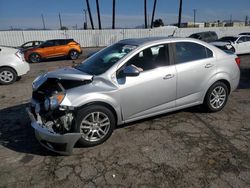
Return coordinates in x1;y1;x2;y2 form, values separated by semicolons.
0;103;55;156
238;67;250;89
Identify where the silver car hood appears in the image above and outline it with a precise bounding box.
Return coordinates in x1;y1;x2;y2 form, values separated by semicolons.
46;67;93;80
32;67;93;91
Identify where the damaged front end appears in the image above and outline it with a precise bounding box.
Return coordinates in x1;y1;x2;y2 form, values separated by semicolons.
27;68;92;155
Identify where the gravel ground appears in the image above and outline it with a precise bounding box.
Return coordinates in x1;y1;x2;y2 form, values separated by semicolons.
0;50;250;188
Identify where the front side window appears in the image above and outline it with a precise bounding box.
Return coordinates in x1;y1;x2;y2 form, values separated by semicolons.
41;41;54;47
123;44;170;72
76;43;137;75
175;42;213;64
246;37;250;42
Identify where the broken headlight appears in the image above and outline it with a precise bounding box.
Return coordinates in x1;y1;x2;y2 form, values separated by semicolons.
44;93;65;111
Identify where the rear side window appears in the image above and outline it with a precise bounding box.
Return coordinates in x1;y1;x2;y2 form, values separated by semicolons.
245;37;250;42
175;42;213;64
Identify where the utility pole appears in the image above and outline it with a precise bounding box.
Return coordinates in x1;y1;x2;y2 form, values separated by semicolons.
41;14;46;30
151;0;157;28
193;9;197;27
112;0;116;29
144;0;147;28
59;13;63;30
86;0;94;29
178;0;183;28
96;0;102;29
83;9;88;29
245;16;248;26
230;14;232;26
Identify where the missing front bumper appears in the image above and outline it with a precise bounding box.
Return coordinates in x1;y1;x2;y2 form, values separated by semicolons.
26;107;81;155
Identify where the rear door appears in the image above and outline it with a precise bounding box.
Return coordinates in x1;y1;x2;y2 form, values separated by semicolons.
53;40;67;57
174;42;216;107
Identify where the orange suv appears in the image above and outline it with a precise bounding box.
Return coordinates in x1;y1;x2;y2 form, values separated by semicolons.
24;39;82;63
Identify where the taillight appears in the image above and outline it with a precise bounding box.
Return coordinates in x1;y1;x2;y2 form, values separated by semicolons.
235;57;240;67
15;50;25;61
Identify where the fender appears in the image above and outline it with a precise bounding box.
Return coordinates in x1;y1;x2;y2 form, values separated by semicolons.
201;71;231;101
62;92;123;125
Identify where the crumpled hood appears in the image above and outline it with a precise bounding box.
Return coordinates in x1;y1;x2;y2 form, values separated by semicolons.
32;67;93;91
46;67;93;81
210;41;231;47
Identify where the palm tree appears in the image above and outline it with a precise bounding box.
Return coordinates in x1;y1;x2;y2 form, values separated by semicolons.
86;0;94;29
150;0;157;28
96;0;102;29
144;0;147;28
112;0;116;29
178;0;183;28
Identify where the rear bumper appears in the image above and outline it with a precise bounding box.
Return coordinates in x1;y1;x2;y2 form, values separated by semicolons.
16;61;30;76
26;107;81;155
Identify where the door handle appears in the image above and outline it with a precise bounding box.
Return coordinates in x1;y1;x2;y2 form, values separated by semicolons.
205;63;214;68
163;74;174;80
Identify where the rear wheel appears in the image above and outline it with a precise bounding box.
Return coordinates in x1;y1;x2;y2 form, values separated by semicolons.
74;105;115;147
0;67;17;85
203;82;229;112
29;53;41;63
69;50;79;60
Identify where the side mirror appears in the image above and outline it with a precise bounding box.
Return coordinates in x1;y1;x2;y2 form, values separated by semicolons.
120;65;140;77
237;40;243;44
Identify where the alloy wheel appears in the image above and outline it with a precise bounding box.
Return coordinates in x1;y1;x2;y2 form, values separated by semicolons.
70;51;78;60
209;86;226;109
30;53;40;63
0;70;14;83
80;112;110;142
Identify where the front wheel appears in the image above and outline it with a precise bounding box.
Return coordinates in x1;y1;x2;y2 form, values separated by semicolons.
0;67;17;85
203;82;229;112
69;50;79;60
74;105;115;147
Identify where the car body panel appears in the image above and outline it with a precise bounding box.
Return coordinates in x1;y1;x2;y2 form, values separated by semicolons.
175;57;217;106
118;65;176;120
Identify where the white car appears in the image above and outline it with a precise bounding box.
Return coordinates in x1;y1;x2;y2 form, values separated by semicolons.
0;46;30;85
210;35;250;55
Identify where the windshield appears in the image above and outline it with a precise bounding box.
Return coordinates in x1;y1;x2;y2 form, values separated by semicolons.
76;43;137;75
218;37;237;42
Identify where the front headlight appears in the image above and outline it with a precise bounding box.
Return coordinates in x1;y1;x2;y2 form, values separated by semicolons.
44;93;65;111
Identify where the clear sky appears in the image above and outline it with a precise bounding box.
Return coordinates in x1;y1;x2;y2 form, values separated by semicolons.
0;0;249;30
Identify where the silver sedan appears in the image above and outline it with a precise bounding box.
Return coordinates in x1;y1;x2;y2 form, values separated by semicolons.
27;37;240;155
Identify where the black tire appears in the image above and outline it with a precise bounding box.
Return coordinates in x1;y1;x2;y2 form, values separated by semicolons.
203;81;229;112
29;53;41;63
74;105;115;147
0;67;17;85
69;50;79;60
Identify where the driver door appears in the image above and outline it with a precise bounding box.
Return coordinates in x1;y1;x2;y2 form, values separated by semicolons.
117;44;177;121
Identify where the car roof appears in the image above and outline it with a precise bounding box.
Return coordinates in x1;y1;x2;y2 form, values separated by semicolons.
119;37;192;46
118;37;206;46
46;39;74;41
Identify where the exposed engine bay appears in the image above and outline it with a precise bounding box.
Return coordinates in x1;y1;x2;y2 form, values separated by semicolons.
31;77;90;134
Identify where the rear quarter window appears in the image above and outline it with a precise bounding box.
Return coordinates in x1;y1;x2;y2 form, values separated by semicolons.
175;42;213;64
